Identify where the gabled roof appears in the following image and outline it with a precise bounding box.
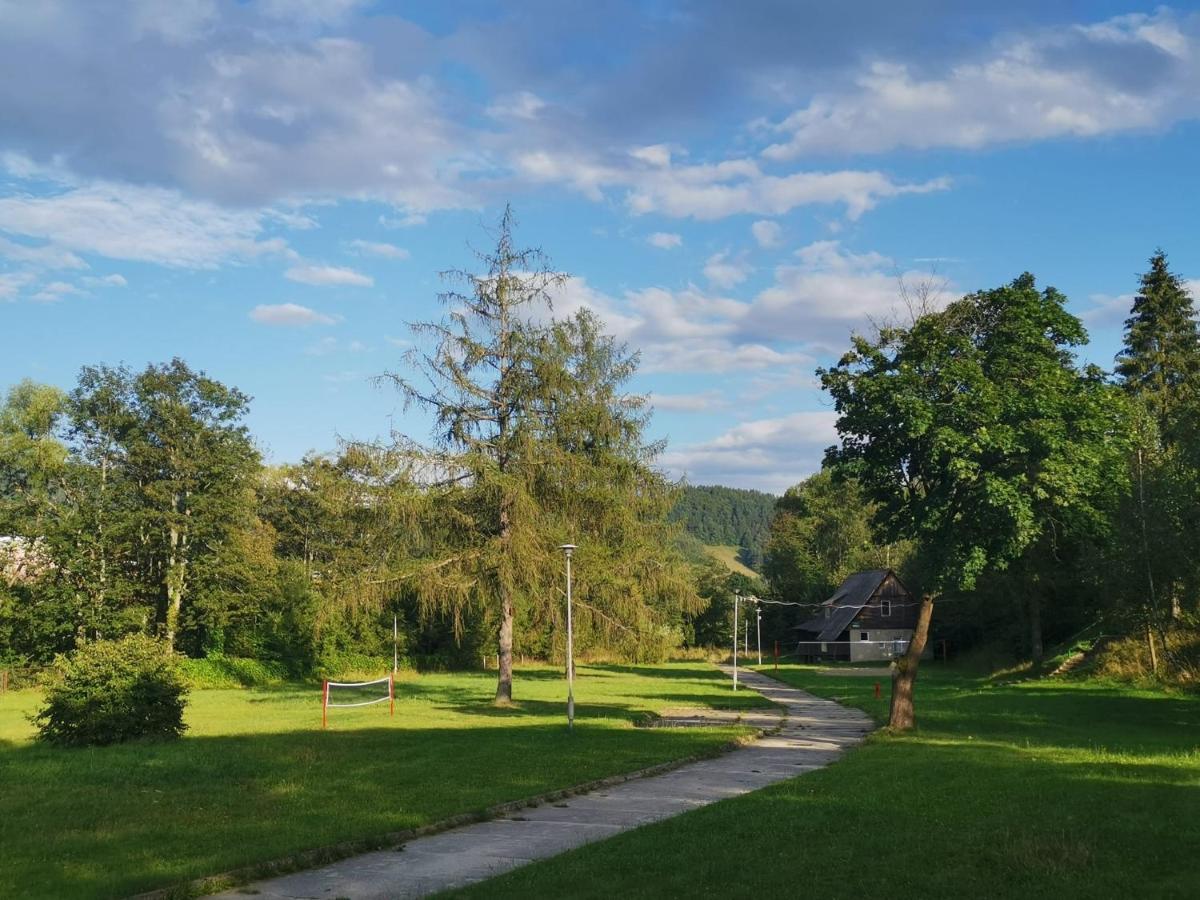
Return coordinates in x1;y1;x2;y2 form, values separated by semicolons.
794;569;894;641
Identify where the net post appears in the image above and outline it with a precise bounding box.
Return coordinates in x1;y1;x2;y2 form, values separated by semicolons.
389;673;395;718
322;679;329;730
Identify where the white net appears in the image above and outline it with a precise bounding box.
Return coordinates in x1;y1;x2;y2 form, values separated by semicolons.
322;676;394;727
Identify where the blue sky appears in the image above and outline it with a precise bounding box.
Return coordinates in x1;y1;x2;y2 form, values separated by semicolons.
3;1;1200;492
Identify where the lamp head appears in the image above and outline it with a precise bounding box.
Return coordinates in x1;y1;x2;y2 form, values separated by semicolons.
559;543;577;558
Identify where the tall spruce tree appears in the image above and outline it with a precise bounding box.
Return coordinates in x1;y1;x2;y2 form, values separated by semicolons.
1116;250;1200;438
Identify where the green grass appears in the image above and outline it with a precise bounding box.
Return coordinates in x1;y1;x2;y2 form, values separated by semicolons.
448;664;1200;899
0;662;768;899
703;544;758;578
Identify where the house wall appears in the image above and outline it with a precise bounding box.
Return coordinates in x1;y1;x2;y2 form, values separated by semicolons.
851;573;918;630
848;628;914;662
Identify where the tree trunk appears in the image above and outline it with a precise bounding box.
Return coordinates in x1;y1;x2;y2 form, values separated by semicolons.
1146;620;1159;676
495;493;515;705
889;593;935;731
1029;592;1044;668
495;590;514;704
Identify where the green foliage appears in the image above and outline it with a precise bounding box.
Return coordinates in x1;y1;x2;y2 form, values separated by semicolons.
669;484;776;570
1116;249;1200;440
179;654;288;689
820;273;1125;595
763;470;908;604
33;634;188;747
378;208;698;700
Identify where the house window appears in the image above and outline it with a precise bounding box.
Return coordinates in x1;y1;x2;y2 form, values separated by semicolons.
860;632;870;641
881;600;892;616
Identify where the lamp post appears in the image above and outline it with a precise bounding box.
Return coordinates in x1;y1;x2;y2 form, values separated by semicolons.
732;589;741;691
560;544;577;730
756;601;762;666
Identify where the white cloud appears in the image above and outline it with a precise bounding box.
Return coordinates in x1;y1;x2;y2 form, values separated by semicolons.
751;220;782;248
647;231;683;250
515;148;948;221
486;90;547;121
250;302;338;326
703;251;752;289
0;182;289;268
0;272;34;301
81;273;128;288
0;236;87;270
31;280;85;303
661;411;839;493
347;239;409;259
648;390;728;413
285;264;374;287
762;11;1200;158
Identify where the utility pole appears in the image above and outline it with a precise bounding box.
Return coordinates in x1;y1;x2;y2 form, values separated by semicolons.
756;601;762;666
732;590;740;691
560;544;577;729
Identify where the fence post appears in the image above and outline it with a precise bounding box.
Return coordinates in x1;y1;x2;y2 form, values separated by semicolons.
773;641;779;671
322;680;329;730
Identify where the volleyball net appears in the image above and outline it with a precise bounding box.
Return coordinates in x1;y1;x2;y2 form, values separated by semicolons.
321;675;394;729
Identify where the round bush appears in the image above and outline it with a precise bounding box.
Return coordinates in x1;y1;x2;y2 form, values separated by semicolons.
34;634;189;747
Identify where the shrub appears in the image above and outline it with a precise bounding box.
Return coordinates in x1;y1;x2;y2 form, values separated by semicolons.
180;654;288;689
34;634;188;747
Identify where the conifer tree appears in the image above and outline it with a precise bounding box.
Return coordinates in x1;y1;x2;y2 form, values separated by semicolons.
382;208;694;703
1116;250;1200;438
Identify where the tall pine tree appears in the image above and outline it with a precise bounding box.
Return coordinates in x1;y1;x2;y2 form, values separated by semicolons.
1116;250;1200;439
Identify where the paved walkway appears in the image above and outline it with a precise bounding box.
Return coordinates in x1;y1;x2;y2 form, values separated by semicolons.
210;668;872;900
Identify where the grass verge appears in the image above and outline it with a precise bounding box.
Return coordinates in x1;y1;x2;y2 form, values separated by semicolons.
446;663;1200;899
0;662;767;899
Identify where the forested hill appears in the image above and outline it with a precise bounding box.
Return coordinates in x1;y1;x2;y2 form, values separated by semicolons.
669;484;777;570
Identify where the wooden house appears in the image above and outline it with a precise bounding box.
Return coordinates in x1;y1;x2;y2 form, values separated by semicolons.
793;569;921;662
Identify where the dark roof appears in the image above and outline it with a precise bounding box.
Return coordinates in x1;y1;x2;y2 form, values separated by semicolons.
827;569;891;609
793;569;893;641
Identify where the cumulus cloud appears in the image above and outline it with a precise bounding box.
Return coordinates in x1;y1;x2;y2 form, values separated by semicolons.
0;180;290;268
250;302;338;326
486;90;547;121
285;264;374;287
0;236;87;270
648;390;729;413
516;147;948;220
762;10;1200;158
661;411;839;493
647;231;683;249
0;272;34;301
703;251;752;289
347;239;409;259
31;280;85;303
81;273;128;288
751;220;782;248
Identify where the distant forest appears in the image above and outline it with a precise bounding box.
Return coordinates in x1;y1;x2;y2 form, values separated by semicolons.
669;485;777;569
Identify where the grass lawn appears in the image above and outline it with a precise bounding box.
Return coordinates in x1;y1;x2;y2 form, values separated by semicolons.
0;662;768;899
448;664;1200;899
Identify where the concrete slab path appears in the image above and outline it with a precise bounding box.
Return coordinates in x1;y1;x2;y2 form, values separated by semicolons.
209;667;873;900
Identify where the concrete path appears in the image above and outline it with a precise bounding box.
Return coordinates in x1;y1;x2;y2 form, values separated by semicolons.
209;667;872;900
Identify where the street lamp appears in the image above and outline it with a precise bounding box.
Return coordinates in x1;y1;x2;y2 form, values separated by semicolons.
560;544;577;730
